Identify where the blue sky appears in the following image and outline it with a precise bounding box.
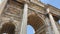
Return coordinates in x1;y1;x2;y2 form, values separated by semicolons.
27;25;35;34
27;0;60;34
40;0;60;9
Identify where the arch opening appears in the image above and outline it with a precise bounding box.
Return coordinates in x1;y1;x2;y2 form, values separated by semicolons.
27;25;35;34
53;16;60;25
28;13;46;34
58;20;60;24
0;22;15;34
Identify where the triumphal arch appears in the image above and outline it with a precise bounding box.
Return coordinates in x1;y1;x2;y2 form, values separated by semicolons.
0;0;60;34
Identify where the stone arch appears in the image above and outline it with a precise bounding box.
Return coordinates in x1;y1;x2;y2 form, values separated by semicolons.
0;21;15;34
28;12;46;34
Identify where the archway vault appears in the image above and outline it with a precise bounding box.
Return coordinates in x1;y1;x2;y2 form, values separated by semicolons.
0;22;15;34
28;12;46;34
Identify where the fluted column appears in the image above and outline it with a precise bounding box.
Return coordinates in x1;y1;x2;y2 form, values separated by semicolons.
47;8;60;34
0;0;8;15
20;3;28;34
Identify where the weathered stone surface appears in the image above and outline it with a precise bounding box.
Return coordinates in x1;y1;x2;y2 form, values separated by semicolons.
0;0;60;34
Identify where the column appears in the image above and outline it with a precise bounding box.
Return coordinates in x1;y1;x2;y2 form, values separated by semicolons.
0;0;8;15
45;17;53;34
20;3;28;34
47;8;60;34
0;0;8;29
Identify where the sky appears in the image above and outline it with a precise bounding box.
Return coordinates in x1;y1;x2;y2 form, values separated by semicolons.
40;0;60;9
0;0;60;34
27;25;35;34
